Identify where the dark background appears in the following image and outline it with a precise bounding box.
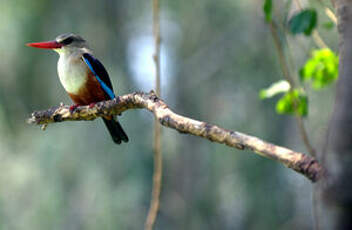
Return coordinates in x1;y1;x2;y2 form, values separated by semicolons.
0;0;337;229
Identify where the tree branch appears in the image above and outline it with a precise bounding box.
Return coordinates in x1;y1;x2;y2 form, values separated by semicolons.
145;0;162;229
27;91;324;182
269;21;317;158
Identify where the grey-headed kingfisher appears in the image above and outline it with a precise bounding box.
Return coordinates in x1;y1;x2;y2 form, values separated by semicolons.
27;33;129;144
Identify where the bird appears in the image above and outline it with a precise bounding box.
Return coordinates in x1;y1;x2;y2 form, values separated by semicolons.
27;33;129;144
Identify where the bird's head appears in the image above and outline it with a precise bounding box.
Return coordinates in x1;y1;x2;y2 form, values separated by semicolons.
27;33;88;54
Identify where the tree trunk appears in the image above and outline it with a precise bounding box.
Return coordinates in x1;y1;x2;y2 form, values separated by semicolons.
319;1;352;229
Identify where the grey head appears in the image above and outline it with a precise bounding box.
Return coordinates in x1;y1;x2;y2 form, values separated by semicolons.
55;33;88;49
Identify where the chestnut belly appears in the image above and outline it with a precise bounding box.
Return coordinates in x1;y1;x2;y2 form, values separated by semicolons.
68;73;109;105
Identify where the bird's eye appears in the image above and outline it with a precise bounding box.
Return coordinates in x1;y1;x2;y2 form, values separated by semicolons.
61;37;74;45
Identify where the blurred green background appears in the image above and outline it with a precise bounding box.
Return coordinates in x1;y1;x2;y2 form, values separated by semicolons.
0;0;337;229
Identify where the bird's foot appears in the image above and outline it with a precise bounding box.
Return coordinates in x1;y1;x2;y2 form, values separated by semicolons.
69;104;79;113
88;103;96;108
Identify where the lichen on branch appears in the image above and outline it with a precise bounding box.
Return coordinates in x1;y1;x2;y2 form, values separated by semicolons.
27;91;324;182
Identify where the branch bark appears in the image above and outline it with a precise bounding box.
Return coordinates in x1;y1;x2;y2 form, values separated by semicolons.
145;0;162;229
28;91;324;182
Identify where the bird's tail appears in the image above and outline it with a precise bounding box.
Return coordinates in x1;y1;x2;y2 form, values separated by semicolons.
102;117;129;144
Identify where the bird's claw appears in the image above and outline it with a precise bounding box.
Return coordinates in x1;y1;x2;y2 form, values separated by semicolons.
69;104;79;113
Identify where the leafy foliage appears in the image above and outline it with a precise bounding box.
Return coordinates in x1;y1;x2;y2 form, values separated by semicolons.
260;82;307;117
259;80;291;99
263;0;272;22
276;90;308;116
288;9;317;36
300;49;339;89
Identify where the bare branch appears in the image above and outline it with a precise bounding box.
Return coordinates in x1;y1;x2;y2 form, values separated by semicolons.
145;0;162;229
28;91;324;182
269;21;317;158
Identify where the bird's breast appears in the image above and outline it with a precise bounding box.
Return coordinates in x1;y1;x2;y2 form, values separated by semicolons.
57;56;88;94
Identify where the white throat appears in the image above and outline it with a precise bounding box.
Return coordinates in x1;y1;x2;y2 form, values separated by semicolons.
57;50;88;94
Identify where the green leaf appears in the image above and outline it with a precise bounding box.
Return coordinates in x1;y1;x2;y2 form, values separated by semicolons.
263;0;272;22
300;48;339;89
259;80;291;99
322;21;335;30
276;90;308;116
288;9;317;36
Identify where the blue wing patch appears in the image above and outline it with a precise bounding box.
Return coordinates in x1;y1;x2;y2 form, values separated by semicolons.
82;54;115;99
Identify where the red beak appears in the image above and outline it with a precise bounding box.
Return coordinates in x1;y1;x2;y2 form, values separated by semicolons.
26;40;62;49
